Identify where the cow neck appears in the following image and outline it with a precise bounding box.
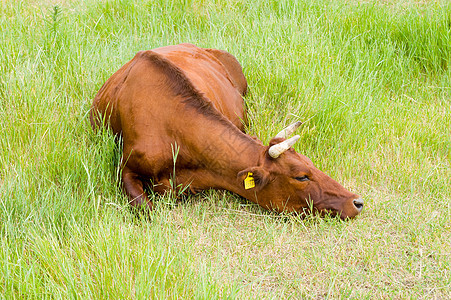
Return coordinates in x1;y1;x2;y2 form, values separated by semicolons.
202;124;262;174
184;120;264;185
203;127;267;202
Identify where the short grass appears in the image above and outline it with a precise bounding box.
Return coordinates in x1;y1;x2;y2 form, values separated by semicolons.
1;0;450;298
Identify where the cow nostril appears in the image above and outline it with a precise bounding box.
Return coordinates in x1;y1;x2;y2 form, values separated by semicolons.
353;198;364;212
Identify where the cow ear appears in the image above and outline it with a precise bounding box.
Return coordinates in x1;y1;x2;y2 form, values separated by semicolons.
237;167;270;191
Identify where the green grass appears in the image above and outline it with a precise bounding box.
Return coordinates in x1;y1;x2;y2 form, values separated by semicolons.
1;0;450;298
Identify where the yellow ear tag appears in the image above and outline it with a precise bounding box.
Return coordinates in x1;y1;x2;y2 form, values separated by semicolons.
244;172;255;190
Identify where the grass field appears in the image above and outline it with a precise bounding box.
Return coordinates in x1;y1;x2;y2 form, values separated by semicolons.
1;0;450;298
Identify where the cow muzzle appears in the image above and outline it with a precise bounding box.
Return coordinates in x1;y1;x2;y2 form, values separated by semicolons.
336;197;364;219
353;198;364;213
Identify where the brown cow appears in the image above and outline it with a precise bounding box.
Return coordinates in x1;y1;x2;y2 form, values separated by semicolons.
90;43;364;219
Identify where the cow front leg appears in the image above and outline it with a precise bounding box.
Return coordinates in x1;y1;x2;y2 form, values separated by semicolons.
122;167;153;210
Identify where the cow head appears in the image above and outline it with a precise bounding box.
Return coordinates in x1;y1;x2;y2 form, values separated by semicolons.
238;122;363;219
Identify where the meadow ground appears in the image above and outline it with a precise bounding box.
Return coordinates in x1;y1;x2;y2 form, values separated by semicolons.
1;0;450;298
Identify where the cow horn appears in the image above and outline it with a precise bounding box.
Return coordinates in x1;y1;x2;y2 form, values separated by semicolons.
275;121;302;138
268;135;300;158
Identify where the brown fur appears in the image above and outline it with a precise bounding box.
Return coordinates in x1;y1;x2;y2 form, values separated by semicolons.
90;43;363;219
140;51;225;121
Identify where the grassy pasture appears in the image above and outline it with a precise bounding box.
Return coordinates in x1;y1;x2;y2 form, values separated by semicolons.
0;0;450;298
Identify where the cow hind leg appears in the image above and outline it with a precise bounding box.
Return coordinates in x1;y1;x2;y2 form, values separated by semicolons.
122;167;153;211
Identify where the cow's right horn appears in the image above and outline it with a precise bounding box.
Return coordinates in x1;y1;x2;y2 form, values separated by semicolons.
268;135;300;158
275;121;302;139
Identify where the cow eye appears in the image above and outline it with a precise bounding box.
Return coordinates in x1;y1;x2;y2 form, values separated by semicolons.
295;175;309;182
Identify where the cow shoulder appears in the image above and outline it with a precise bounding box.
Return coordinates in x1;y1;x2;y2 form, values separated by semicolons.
134;50;228;123
204;48;248;96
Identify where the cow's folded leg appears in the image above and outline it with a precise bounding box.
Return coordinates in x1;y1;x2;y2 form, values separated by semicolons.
122;167;153;211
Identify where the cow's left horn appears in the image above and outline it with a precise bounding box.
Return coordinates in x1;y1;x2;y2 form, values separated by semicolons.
268;135;300;158
275;121;302;139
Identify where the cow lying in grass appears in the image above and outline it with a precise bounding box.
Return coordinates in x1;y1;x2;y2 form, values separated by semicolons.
90;43;363;219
